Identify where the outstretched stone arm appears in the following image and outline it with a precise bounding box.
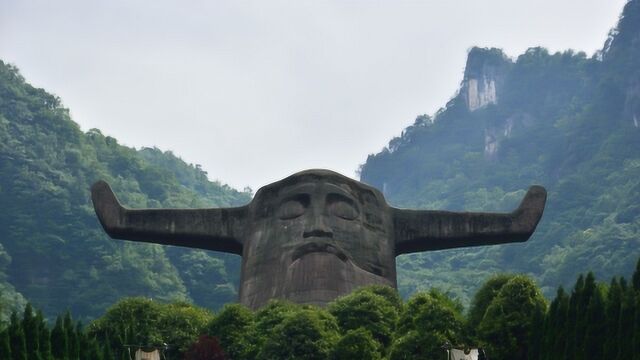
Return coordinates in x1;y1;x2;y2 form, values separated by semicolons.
91;180;247;255
393;186;547;256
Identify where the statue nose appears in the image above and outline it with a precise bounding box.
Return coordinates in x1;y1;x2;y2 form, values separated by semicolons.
303;208;333;239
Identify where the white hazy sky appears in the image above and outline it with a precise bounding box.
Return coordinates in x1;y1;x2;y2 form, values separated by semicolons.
0;0;628;191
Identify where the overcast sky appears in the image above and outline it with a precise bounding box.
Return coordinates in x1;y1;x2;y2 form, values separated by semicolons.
0;0;628;191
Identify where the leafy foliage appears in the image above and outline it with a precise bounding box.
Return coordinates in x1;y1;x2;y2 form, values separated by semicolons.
390;289;466;359
206;303;255;360
388;330;449;360
2;264;640;360
328;287;399;350
256;308;340;360
0;244;26;324
87;298;213;360
467;274;516;335
332;328;382;360
86;297;162;347
476;276;547;359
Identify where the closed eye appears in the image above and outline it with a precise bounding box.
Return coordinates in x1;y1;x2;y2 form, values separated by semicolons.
327;194;359;220
277;195;309;220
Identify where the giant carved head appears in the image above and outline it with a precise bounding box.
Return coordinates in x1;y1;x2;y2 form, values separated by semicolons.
240;170;395;308
92;169;546;309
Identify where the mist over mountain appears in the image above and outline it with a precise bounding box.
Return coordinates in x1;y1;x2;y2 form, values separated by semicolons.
360;0;640;301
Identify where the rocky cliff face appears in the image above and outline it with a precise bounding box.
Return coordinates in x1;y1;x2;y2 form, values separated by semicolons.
461;48;512;111
602;0;640;129
625;81;640;128
467;77;497;111
483;112;535;159
459;48;523;158
623;79;640;129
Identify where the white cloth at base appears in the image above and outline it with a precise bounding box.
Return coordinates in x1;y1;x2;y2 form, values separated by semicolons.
449;348;479;360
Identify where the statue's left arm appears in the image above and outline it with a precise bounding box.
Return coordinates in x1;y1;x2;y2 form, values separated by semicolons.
393;186;547;255
91;180;247;255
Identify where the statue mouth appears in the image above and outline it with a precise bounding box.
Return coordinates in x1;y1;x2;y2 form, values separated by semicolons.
291;242;349;262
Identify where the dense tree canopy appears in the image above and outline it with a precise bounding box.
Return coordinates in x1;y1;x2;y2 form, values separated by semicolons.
388;289;466;359
476;276;547;359
2;259;640;360
328;287;399;350
257;308;340;360
88;298;213;360
467;274;515;334
206;303;255;360
332;328;382;360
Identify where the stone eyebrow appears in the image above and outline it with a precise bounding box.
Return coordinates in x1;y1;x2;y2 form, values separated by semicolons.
323;183;357;201
278;183;315;198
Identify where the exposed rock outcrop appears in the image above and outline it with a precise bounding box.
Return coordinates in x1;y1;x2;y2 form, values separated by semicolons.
484;113;536;160
624;80;640;128
461;48;512;111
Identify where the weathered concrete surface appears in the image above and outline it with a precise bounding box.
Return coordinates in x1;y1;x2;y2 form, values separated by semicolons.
92;169;546;309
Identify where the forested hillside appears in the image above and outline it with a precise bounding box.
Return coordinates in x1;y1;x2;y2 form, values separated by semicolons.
0;62;251;321
361;0;640;302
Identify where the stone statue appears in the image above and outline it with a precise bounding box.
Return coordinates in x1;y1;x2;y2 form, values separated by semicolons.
92;169;546;309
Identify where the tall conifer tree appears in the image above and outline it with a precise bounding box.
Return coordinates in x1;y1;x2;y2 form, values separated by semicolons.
67;326;79;360
564;274;583;359
540;306;553;360
633;294;640;360
103;341;114;360
541;288;564;360
633;258;640;291
22;303;40;360
528;306;545;360
85;337;104;360
51;316;68;360
541;286;566;360
544;287;569;360
0;329;12;360
36;310;52;360
574;272;596;360
583;287;605;360
617;284;636;360
604;278;622;357
70;321;82;360
8;312;26;360
552;289;569;360
62;311;76;360
101;333;114;360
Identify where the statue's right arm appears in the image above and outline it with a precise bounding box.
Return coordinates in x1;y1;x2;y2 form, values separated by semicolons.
393;185;546;255
91;180;247;255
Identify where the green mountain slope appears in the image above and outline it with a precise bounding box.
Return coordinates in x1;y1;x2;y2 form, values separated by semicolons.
360;0;640;302
0;62;250;320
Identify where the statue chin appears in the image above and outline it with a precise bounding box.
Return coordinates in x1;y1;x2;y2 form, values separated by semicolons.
283;252;392;306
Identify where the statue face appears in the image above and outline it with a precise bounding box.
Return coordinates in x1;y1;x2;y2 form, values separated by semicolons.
239;174;396;309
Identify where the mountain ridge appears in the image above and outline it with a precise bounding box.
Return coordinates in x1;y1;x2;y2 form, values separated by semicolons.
360;0;640;302
0;62;250;320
